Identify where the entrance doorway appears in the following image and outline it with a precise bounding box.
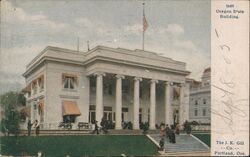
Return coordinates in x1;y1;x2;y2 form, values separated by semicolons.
104;111;113;121
89;111;95;124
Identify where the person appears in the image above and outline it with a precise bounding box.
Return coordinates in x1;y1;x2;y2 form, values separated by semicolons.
33;120;40;136
100;117;108;134
27;119;32;136
175;123;180;135
100;117;105;127
165;124;170;139
94;120;99;134
159;137;165;151
159;122;165;137
169;125;176;143
185;121;192;135
183;120;188;132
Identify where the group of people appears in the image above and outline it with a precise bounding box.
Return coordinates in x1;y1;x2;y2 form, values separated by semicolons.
158;123;178;151
93;117;110;134
27;119;40;136
158;121;192;150
159;123;177;144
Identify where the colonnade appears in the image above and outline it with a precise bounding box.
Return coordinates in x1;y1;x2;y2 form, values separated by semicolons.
94;72;185;130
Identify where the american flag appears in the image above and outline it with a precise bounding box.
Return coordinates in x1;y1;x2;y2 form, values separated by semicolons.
143;15;148;32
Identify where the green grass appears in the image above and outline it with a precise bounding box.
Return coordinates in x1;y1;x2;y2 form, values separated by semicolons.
193;133;211;147
0;135;158;156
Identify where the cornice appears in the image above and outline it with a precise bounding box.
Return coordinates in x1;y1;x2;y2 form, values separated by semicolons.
23;56;84;77
84;45;186;65
84;56;190;76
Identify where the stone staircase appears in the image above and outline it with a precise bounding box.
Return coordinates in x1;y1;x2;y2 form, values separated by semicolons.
149;134;209;153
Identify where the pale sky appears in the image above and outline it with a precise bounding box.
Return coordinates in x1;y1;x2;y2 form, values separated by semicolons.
0;0;211;94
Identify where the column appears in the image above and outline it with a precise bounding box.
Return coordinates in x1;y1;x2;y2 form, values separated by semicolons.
184;83;190;122
115;74;124;129
149;79;158;130
95;72;105;125
179;83;185;125
165;81;172;126
133;77;142;129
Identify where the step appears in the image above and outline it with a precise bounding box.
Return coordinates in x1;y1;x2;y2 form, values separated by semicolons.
149;134;209;153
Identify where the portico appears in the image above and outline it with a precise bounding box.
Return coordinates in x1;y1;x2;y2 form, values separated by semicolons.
89;72;188;130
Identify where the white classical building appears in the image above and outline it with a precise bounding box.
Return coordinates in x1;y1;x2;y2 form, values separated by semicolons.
188;68;211;124
22;46;190;130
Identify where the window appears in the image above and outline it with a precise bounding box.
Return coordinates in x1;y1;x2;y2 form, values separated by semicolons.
195;100;198;105
32;82;37;94
38;77;44;92
122;85;129;94
63;115;76;123
139;86;143;98
122;113;124;122
203;99;207;104
64;77;75;89
104;112;113;121
90;77;96;93
104;83;113;95
104;106;113;121
89;111;96;124
194;109;198;116
203;109;206;116
122;107;128;112
108;84;112;95
63;74;77;90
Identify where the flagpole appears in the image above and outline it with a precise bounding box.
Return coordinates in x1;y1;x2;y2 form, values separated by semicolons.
87;40;90;51
142;2;145;51
77;37;79;52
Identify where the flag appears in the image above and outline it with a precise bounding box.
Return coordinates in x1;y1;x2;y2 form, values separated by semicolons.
143;15;148;32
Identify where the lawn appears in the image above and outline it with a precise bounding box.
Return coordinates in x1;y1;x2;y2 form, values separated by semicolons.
192;133;211;147
0;135;158;156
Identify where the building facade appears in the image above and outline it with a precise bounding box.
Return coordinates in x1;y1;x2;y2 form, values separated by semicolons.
22;46;190;130
188;68;211;124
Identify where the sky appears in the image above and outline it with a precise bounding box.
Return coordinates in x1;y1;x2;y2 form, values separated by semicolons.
0;0;211;95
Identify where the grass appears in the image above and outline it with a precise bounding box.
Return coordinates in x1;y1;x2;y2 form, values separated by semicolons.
192;133;211;147
0;135;158;156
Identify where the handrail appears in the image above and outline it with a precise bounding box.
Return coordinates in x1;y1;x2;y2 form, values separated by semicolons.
40;122;92;130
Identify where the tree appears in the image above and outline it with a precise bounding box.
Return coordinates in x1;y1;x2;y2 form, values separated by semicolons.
0;91;26;135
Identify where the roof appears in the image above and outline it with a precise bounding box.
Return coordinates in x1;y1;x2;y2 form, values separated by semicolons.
23;45;190;78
